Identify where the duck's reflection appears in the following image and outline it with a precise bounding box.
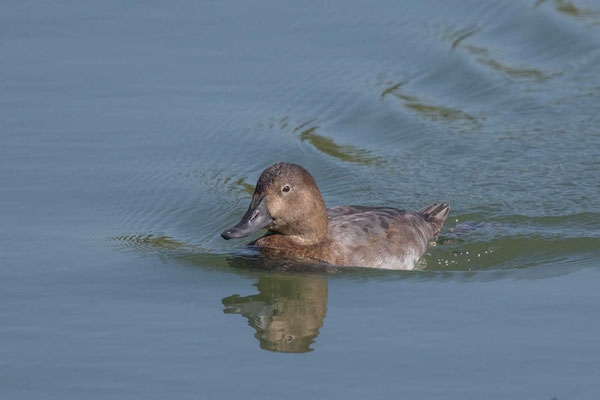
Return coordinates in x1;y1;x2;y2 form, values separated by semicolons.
222;274;327;353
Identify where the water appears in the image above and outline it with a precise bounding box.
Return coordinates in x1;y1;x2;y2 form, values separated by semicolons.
1;0;600;398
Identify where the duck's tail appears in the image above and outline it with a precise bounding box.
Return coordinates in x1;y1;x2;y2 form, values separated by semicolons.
419;202;450;237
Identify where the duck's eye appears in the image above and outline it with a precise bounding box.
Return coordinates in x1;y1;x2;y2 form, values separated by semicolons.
282;185;291;193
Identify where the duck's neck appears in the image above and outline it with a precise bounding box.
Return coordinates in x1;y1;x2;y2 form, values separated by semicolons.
274;192;328;246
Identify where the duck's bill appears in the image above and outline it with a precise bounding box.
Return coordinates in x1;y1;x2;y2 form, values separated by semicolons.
221;196;273;240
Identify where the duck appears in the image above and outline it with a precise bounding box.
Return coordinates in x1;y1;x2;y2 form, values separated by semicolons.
221;162;449;270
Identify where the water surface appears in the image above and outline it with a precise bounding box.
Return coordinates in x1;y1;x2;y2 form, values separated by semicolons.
1;0;600;398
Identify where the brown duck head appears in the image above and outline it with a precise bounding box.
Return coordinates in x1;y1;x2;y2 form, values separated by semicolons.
221;162;328;245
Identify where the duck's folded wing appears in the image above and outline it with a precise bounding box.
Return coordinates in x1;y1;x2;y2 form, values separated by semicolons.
326;206;435;269
327;206;434;240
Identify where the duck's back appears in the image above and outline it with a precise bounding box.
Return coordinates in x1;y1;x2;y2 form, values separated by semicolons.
324;204;448;270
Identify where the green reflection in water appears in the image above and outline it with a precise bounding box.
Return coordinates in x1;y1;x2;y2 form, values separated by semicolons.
463;45;562;82
110;233;205;252
214;173;255;197
223;274;328;353
298;126;383;165
253;116;383;165
381;81;477;124
403;103;475;122
231;177;255;196
450;26;481;51
536;0;600;20
437;21;563;83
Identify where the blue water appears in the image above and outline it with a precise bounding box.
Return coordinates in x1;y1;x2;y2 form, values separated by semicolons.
1;0;600;398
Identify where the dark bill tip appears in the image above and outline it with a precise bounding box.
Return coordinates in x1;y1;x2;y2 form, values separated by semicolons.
221;228;243;240
220;196;273;240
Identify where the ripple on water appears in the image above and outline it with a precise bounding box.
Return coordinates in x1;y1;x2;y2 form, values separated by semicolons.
99;0;600;277
537;0;600;24
378;80;482;131
426;236;600;271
